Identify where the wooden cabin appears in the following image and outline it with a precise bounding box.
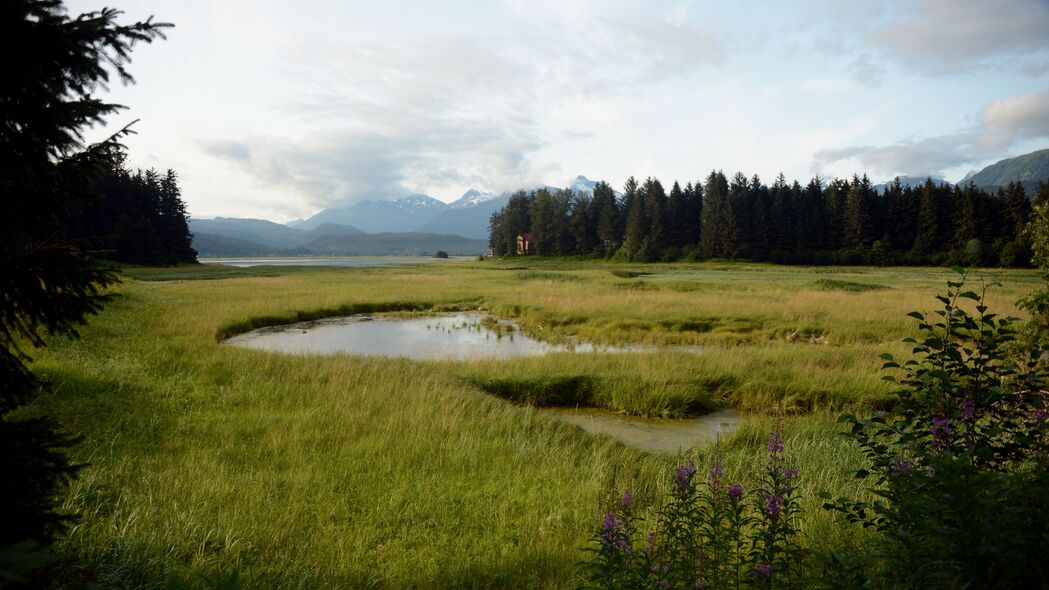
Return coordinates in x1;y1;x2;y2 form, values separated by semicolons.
516;232;533;255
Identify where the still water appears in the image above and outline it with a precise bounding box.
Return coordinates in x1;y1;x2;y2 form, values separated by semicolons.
204;258;444;268
224;312;701;360
544;408;740;453
226;312;725;452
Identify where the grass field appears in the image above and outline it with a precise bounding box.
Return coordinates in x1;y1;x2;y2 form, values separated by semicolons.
23;259;1041;587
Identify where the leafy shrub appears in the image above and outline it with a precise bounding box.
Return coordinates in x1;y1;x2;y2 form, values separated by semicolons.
823;271;1049;588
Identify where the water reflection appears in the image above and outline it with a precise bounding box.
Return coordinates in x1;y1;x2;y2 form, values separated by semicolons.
225;312;701;360
544;408;740;453
205;258;442;268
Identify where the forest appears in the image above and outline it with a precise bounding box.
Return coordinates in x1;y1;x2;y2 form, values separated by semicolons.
70;161;197;266
488;172;1043;267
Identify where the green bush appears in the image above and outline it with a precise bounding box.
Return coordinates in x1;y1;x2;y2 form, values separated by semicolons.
582;271;1049;588
824;271;1049;588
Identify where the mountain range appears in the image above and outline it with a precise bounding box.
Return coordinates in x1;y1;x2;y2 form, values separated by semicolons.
192;152;1048;258
958;148;1049;194
190;176;603;257
872;175;948;193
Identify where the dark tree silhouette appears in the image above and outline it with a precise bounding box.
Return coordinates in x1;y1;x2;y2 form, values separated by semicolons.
70;162;197;265
487;171;1034;267
0;0;169;548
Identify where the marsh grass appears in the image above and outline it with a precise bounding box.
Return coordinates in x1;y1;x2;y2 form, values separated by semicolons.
23;260;1038;587
813;278;890;292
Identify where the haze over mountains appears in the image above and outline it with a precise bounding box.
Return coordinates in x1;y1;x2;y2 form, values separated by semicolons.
193;152;1049;258
191;175;604;257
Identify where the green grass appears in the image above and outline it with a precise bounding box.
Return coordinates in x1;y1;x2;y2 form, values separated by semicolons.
22;259;1040;587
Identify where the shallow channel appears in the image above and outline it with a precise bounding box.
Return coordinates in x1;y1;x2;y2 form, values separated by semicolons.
224;312;701;360
543;408;741;454
225;311;725;452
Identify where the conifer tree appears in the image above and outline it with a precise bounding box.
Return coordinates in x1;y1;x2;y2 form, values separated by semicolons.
158;169;197;264
593;181;620;253
844;174;876;248
823;178;850;250
642;177;668;259
621;177;647;259
769;173;792;251
685;181;704;247
530;188;559;256
667;181;688;249
0;0;169;548
700;170;736;258
913;179;946;257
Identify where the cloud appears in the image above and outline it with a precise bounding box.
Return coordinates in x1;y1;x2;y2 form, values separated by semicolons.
848;53;887;86
981;90;1049;145
812;90;1049;178
197;3;723;207
804;0;1049;81
198;139;251;162
867;0;1049;74
201;125;544;208
813;132;981;177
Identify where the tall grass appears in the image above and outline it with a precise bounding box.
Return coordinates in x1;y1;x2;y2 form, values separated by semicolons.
23;260;1037;587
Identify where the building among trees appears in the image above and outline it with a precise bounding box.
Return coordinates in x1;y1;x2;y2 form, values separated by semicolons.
516;232;533;255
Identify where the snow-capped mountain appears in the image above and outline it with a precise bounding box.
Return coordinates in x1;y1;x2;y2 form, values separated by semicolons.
569;174;599;194
873;175;949;193
289;176;605;237
448;188;499;209
393;194;447;211
293;194;450;233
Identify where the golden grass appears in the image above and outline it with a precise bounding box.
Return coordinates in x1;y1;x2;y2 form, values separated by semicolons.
23;259;1038;587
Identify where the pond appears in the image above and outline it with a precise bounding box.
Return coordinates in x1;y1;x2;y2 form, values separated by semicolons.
226;311;726;452
543;408;741;454
204;257;444;268
224;312;701;360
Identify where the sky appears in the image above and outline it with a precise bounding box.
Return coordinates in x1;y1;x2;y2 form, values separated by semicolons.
67;0;1049;222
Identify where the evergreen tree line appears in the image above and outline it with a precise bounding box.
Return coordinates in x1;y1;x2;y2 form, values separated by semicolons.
488;171;1044;267
67;160;197;265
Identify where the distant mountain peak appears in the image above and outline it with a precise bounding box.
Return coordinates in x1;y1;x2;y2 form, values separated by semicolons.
569;175;599;194
450;188;498;209
874;175;948;193
963;148;1049;192
958;169;978;185
394;194;445;208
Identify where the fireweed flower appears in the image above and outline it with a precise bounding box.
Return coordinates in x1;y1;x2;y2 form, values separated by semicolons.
600;512;632;553
755;563;772;577
765;494;783;520
694;581;706;589
931;416;951;451
889;456;913;477
784;466;797;481
768;431;785;458
622;489;634;509
644;532;655;553
674;460;697;495
728;484;743;504
708;460;724;487
962;399;975;420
